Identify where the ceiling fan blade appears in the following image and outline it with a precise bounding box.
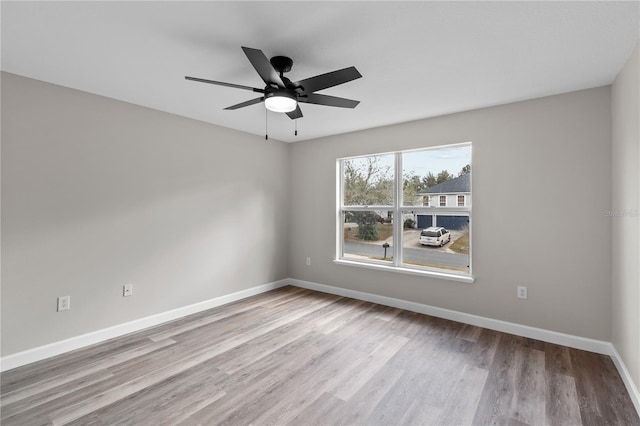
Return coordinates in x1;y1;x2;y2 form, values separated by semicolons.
224;97;265;110
185;76;264;93
295;67;362;93
300;93;360;109
286;105;303;120
241;46;285;88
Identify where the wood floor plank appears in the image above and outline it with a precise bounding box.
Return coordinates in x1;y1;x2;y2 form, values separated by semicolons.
212;331;335;393
245;340;369;425
545;342;574;377
570;348;620;425
311;297;367;328
1;334;151;394
570;349;637;424
472;333;526;425
368;334;470;423
65;357;227;426
366;369;435;424
1;337;176;407
397;400;443;426
169;291;339;346
213;296;356;374
546;371;582;426
421;314;466;338
186;332;338;424
511;347;546;425
286;392;346;426
331;333;409;401
1;339;181;425
316;301;377;335
469;328;501;370
1;286;637;426
436;363;490;426
457;323;483;342
146;286;307;342
331;363;406;425
384;310;426;339
0;369;116;422
47;346;226;425
414;340;473;407
375;306;403;322
593;351;640;425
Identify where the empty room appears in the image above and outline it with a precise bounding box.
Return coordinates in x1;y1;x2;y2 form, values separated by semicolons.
1;1;639;425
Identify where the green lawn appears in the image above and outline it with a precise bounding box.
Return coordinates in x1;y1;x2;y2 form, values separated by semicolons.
449;232;469;254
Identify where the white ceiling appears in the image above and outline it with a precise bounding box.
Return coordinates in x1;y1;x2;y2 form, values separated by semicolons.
2;1;639;143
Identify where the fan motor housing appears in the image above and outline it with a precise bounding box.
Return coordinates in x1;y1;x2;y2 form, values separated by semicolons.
270;56;293;74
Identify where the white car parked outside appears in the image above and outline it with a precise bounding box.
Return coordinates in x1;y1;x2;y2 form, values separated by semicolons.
419;226;451;247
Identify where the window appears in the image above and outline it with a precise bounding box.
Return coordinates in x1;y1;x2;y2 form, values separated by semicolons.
337;143;472;279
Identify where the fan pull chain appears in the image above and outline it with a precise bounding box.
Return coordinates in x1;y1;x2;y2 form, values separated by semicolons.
295;119;298;137
265;108;268;140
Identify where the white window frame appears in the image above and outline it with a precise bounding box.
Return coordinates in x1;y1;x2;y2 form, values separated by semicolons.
457;195;466;207
335;143;473;283
439;195;447;207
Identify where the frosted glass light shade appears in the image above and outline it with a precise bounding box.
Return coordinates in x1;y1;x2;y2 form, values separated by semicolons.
265;92;297;113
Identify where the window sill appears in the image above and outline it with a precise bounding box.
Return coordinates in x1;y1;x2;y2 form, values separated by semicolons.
333;259;475;283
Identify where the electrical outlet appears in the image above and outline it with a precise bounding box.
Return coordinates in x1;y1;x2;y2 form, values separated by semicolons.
123;284;133;297
517;286;528;299
306;257;311;266
57;296;71;311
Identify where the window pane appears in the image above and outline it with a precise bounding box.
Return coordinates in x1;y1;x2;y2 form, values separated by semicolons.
342;210;393;263
343;155;394;206
402;146;471;207
402;212;469;273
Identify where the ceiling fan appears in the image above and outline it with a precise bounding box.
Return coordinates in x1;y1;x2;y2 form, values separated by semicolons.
185;46;362;120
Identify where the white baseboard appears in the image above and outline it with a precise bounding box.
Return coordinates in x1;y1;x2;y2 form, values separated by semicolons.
0;279;289;372
287;278;640;417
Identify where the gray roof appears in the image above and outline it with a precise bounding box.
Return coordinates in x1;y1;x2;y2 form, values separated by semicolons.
418;173;470;194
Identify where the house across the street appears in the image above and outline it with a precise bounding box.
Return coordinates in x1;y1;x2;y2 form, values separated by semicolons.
415;173;470;230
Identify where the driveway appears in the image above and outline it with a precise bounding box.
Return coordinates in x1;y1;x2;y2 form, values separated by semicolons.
402;229;465;254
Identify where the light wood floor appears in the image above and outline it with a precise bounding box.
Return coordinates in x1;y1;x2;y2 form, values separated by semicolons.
1;286;638;425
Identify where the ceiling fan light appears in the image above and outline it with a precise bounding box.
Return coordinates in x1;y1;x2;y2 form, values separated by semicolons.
265;91;297;113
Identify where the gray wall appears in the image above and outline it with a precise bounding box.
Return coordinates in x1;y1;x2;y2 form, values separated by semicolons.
289;86;612;341
1;73;290;355
612;43;639;389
